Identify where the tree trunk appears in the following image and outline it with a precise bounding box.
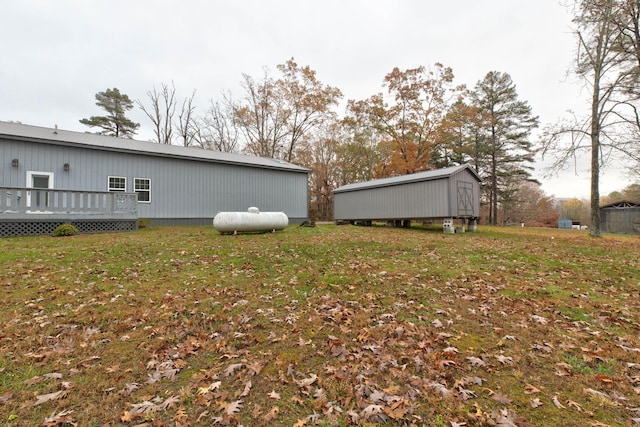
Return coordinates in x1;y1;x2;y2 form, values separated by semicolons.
491;152;498;225
590;120;601;237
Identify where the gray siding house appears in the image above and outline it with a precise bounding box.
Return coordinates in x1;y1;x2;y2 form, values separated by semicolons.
333;164;481;226
1;122;309;236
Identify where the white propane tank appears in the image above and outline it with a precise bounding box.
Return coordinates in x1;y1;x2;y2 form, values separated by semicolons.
213;207;288;234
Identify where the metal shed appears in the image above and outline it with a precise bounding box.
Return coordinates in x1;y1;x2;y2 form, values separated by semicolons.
600;201;640;234
332;164;481;229
1;122;309;236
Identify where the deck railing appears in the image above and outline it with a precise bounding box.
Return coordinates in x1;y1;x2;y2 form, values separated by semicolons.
1;187;137;218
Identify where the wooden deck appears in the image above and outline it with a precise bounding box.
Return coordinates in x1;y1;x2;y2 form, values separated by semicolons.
1;187;138;237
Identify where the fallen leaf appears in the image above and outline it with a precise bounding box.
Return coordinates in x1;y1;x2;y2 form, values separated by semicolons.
160;395;180;410
240;380;252;397
594;374;615;386
34;390;69;406
247;361;264;376
224;363;243;377
360;404;384;419
567;400;583;412
129;400;157;415
269;390;280;400
226;399;243;415
552;395;565;409
492;393;512;405
43;409;76;427
383;399;408;419
120;411;133;423
263;406;279;422
295;373;318;387
495;355;514;365
530;398;543;408
524;384;541;394
466;356;487;368
438;360;457;369
43;372;63;380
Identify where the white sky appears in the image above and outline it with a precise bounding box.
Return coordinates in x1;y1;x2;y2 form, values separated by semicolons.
1;0;635;198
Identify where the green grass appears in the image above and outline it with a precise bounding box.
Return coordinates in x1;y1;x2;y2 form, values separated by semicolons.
0;224;639;426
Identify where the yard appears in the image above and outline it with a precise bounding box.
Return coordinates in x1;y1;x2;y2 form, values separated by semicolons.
0;224;639;426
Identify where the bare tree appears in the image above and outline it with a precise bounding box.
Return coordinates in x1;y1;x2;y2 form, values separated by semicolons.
137;82;176;144
177;89;198;147
235;69;288;158
196;93;240;152
541;0;639;237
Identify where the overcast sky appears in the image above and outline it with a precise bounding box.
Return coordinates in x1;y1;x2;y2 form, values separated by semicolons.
1;0;635;198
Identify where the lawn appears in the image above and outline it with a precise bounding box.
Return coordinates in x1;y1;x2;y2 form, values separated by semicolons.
0;224;639;426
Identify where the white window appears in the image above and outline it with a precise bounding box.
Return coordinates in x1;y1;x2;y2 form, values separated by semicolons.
134;178;151;203
108;176;126;192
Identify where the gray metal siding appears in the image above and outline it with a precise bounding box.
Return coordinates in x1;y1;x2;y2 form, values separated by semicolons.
601;207;640;234
334;178;452;220
449;168;481;217
1;139;308;221
333;167;481;221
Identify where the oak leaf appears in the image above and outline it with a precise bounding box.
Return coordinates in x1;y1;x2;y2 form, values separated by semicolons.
224;363;243;377
383;399;408;419
524;384;541;394
360;404;384;419
43;409;76;427
269;390;281;400
263;406;279;422
530;398;543;408
226;399;243;415
438;360;457;369
492;393;512;405
129;400;157;415
495;355;514;365
160;395;180;410
240;380;252;397
466;356;487;368
552;395;565;408
34;389;69;406
567;400;583;412
295;373;318;387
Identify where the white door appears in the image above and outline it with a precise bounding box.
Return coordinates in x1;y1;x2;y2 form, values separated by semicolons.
26;171;54;210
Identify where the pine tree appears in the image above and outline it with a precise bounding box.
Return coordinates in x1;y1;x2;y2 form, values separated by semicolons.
80;88;140;138
472;72;539;225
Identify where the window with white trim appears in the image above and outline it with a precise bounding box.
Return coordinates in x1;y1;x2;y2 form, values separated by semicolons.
134;178;151;203
108;176;126;192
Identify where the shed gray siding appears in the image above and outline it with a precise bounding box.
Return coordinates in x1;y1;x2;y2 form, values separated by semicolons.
333;165;480;221
600;202;640;234
1;123;308;224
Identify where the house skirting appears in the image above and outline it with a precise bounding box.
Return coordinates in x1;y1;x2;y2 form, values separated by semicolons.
1;218;138;237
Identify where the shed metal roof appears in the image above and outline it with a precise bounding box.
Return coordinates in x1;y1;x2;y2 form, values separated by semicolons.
333;164;482;194
600;200;640;209
0;121;309;173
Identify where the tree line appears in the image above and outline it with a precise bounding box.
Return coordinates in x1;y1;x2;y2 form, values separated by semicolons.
80;1;640;233
80;61;540;225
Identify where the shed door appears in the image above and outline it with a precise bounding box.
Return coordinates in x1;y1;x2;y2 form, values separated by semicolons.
457;182;474;216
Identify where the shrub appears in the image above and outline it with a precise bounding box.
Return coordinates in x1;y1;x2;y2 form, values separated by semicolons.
138;218;152;229
53;223;79;237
